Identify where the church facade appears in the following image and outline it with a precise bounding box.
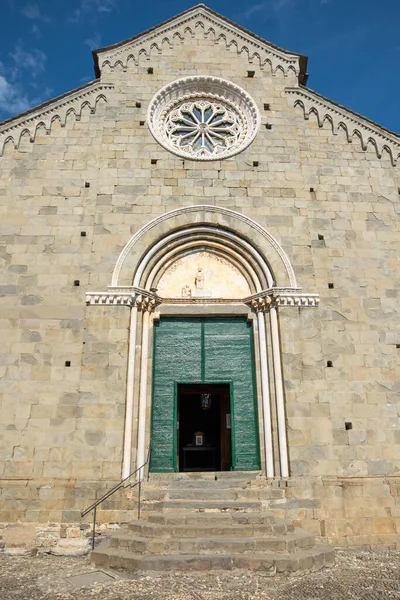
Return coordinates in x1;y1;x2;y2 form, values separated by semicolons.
1;4;400;553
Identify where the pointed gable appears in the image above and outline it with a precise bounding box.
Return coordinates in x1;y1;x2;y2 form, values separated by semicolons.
0;4;398;164
93;4;308;83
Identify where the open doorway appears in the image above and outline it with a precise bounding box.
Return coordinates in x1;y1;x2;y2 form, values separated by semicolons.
177;383;232;472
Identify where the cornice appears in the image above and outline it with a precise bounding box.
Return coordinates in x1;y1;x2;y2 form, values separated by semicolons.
157;298;245;305
287;87;400;166
246;288;320;310
0;81;114;157
86;287;319;310
86;287;159;311
95;6;303;79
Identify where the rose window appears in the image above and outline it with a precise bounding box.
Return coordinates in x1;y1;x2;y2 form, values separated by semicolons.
165;100;242;158
147;77;261;161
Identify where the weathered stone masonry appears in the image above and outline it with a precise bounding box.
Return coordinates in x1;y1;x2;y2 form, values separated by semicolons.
0;4;399;553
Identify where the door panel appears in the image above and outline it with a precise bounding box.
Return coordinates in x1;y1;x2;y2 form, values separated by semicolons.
204;318;260;470
220;388;232;471
150;319;202;472
150;317;260;472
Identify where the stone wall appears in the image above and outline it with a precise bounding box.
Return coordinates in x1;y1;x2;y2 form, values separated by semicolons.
281;476;400;548
3;473;400;553
0;23;399;545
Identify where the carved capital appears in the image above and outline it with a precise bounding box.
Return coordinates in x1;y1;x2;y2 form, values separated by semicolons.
250;295;274;312
135;295;157;312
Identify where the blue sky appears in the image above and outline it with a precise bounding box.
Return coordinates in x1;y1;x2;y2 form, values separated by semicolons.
0;0;399;132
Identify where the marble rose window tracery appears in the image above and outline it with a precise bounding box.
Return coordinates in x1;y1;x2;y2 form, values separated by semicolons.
165;100;242;158
147;77;261;161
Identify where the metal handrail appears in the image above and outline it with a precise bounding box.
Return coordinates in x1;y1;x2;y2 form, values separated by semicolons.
81;447;151;550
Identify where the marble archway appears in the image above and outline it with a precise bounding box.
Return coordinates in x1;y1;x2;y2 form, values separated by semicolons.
86;206;319;481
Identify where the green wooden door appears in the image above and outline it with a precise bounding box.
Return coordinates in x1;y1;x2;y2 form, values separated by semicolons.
150;317;260;472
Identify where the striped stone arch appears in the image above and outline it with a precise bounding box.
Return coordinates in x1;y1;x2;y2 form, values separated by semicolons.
111;205;297;290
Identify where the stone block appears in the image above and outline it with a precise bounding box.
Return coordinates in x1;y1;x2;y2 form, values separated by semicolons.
50;538;90;556
3;525;36;553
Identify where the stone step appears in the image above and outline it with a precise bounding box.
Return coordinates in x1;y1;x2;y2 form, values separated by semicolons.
167;489;240;501
142;500;264;513
166;479;253;489
108;529;315;554
235;546;335;574
91;476;334;576
165;488;285;501
91;545;335;574
240;489;286;500
147;471;261;483
127;520;295;538
146;511;278;525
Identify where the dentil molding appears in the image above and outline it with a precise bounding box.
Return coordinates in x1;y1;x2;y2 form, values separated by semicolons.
86;286;319;310
287;87;400;166
0;81;113;157
247;288;320;310
86;288;158;311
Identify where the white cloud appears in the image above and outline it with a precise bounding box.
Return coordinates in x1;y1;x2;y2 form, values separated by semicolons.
84;32;102;49
241;2;267;20
68;0;116;22
0;74;36;117
20;3;51;23
9;45;47;78
240;0;296;21
95;0;115;12
0;45;51;120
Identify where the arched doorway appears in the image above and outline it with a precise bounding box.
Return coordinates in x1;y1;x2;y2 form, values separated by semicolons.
86;205;320;480
148;245;260;473
131;219;273;476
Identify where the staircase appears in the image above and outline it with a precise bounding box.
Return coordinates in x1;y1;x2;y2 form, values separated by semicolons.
91;472;334;574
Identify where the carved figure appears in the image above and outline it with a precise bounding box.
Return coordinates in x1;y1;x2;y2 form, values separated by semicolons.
195;267;204;290
181;285;192;298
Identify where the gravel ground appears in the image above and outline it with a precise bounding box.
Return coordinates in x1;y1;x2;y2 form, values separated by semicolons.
1;550;400;600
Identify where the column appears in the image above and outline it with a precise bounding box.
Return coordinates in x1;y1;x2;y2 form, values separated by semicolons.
257;311;275;478
270;305;289;478
122;301;138;479
136;308;151;481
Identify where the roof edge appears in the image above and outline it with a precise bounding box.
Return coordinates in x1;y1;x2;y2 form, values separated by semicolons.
298;85;400;140
0;79;102;129
286;85;400;165
92;3;308;82
0;79;114;157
